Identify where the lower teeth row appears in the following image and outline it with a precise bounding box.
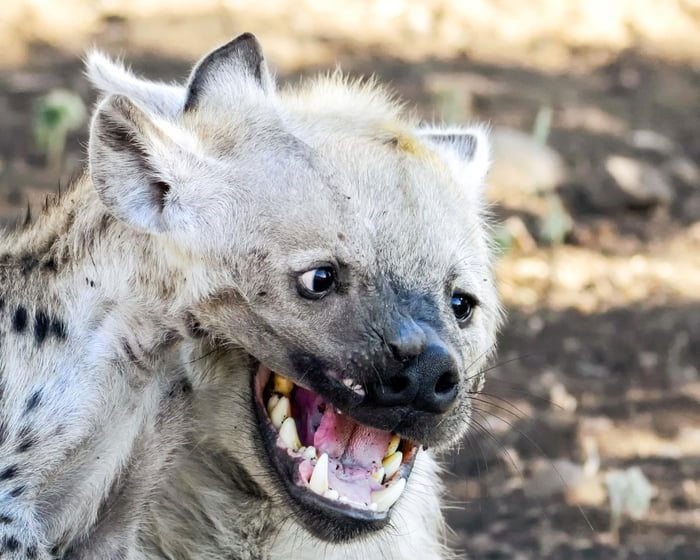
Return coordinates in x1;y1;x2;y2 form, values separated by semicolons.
266;374;408;512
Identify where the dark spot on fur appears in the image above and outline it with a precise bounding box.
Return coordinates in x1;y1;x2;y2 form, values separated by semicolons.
337;232;345;241
0;465;18;481
0;298;4;312
257;291;267;297
122;341;138;364
12;307;28;333
184;312;208;339
0;513;11;524
0;422;7;446
34;310;50;345
25;391;42;413
42;257;58;272
168;378;192;399
26;544;37;559
9;485;25;497
17;437;35;453
2;535;20;552
18;253;39;276
51;318;67;340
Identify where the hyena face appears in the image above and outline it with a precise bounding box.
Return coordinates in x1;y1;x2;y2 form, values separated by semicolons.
88;35;500;542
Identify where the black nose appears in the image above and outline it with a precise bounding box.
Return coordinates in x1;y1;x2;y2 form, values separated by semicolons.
369;328;460;414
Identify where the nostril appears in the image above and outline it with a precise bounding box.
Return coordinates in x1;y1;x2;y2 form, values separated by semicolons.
434;370;459;395
387;375;410;394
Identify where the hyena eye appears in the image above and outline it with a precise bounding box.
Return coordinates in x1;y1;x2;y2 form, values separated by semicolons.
451;291;477;324
298;266;336;299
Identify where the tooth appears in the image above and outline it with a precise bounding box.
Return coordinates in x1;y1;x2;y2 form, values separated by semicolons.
382;451;402;480
273;374;294;396
342;378;354;388
309;453;329;495
323;489;339;501
302;446;317;460
385;434;400;458
270;396;291;429
352;384;366;396
278;417;301;451
371;477;406;512
266;394;280;415
370;467;385;484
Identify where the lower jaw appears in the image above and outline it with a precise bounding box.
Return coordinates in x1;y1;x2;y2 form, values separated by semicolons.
252;364;417;538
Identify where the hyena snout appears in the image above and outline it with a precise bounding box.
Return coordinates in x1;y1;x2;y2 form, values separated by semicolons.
368;322;460;414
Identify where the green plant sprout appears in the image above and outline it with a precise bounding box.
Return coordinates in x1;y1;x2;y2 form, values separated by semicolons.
33;88;87;174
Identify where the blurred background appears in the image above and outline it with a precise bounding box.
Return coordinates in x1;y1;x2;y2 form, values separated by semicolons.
1;1;699;557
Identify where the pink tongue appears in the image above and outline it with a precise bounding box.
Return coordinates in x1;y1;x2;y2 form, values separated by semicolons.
314;406;391;468
294;387;393;505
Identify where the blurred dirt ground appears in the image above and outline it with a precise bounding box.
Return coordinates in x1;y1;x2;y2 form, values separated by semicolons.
1;2;699;558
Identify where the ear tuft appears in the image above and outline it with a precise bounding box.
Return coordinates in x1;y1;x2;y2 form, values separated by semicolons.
85;50;185;117
184;33;273;112
419;124;492;184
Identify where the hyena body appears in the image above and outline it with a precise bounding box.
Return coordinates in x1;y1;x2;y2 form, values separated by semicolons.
0;35;500;559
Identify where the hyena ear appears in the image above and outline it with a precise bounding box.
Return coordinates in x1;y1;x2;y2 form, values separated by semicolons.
184;32;273;112
86;51;186;118
89;94;198;233
419;126;491;185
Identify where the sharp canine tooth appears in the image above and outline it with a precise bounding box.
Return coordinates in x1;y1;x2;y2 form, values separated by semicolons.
382;451;403;480
302;446;317;460
270;396;291;429
370;467;385;484
324;489;339;501
273;374;294;396
342;378;354;388
266;394;280;415
309;453;329;495
385;434;401;458
279;417;301;451
371;477;406;511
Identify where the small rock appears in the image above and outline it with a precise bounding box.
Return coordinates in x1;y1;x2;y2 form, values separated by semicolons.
630;129;675;154
665;156;700;186
524;459;584;499
605;466;656;525
605;155;674;206
490;127;567;196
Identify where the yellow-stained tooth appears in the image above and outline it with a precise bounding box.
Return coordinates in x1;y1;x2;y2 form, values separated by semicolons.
270;396;291;429
273;374;294;396
385;434;400;458
266;394;280;415
370;467;385;484
382;451;402;480
309;453;329;495
371;477;406;512
279;417;301;451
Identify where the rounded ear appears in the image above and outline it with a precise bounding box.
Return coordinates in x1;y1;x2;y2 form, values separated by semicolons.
85;51;185;118
184;32;274;112
88;94;194;233
418;125;492;185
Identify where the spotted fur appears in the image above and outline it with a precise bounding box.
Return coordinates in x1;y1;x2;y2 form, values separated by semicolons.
0;34;500;559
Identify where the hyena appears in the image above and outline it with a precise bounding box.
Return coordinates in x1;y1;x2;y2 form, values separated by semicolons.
0;34;501;559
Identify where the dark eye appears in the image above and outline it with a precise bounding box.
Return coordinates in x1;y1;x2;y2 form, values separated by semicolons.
451;292;476;323
298;266;336;299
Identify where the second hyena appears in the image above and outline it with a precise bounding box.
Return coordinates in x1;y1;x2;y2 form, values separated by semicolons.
0;34;500;558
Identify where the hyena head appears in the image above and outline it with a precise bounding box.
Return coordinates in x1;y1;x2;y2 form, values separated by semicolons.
87;34;501;542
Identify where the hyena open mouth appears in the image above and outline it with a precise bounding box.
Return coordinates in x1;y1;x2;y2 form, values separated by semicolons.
254;365;417;524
